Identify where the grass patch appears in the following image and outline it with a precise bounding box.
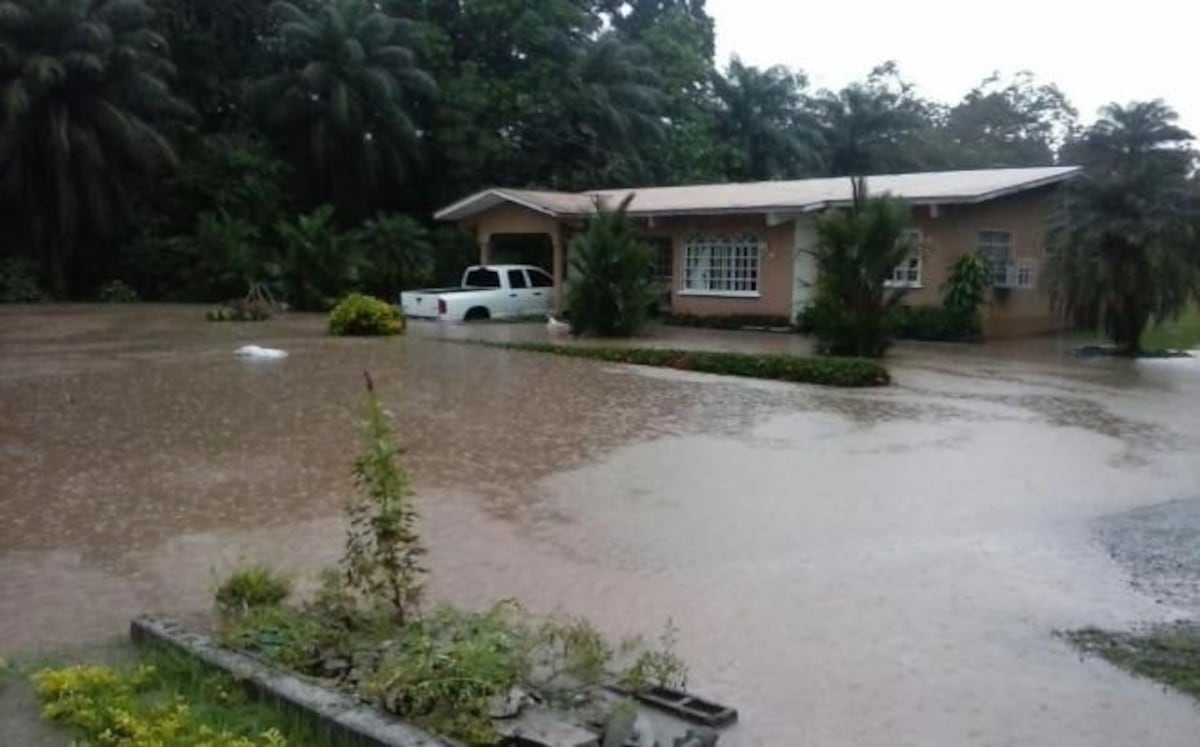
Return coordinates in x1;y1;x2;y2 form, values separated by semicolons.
30;645;337;746
215;565;292;615
1141;305;1200;352
1066;624;1200;699
473;341;890;387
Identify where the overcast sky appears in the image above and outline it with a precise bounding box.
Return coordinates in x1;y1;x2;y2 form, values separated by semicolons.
706;0;1199;135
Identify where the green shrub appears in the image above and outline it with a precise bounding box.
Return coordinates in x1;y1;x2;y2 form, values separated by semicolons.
567;194;655;337
809;180;913;357
328;294;405;336
215;565;291;614
350;214;435;298
889;305;979;341
96;279;139;303
0;257;44;302
276;205;359;311
342;374;424;622
663;313;792;330
484;342;890;387
207;299;273;322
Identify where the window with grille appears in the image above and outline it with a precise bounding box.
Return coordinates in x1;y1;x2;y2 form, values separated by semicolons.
977;230;1013;285
649;238;674;283
885;229;923;288
682;232;761;295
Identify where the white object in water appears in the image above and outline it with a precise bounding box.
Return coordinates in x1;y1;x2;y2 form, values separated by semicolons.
546;313;570;336
235;344;288;359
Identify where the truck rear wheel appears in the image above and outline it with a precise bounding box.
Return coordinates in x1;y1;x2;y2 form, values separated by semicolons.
464;307;490;321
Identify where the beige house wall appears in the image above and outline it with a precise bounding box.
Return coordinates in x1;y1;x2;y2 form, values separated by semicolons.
454;185;1068;337
644;214;795;319
903;185;1065;337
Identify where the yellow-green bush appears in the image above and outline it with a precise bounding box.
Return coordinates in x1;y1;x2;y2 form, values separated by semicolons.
328;293;405;336
31;664;287;746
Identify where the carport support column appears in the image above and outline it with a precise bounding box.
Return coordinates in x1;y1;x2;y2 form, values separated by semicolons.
478;230;492;264
551;226;565;313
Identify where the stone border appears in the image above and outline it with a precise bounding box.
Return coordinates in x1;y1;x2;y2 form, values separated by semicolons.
130;614;454;747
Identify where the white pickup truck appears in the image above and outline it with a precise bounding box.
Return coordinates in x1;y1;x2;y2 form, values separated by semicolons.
400;264;555;321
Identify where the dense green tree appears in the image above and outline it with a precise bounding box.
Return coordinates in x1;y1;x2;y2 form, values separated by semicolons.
0;0;189;295
814;63;931;176
350;213;434;298
150;0;271;131
252;0;436;218
1047;101;1200;353
808;179;914;357
938;72;1077;168
713;57;820;180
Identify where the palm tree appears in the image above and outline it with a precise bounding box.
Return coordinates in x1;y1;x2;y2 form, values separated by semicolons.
809;178;914;357
1047;101;1200;354
814;83;925;176
570;35;665;186
251;0;435;218
712;57;820;181
0;0;187;296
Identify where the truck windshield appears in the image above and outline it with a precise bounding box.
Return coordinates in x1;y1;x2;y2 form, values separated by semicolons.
463;268;501;288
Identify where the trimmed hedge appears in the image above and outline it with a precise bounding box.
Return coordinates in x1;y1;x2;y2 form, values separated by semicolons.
662;313;793;331
889;305;980;342
483;341;890;387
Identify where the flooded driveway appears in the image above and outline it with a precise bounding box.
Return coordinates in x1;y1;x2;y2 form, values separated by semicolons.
2;305;1200;745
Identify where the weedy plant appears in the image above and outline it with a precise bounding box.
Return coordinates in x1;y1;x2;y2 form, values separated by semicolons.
215;565;292;614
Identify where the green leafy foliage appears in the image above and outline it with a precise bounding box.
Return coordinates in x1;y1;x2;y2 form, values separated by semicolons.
96;280;140;303
342;379;424;623
207;299;273;322
942;253;988;332
1048;101;1200;354
567;195;655;337
275;205;358;311
216;566;292;614
809;181;914;357
349;214;435;298
31;659;295;746
252;0;436;216
0;0;189;297
483;341;890;387
328;293;405;336
663;313;793;330
0;258;45;302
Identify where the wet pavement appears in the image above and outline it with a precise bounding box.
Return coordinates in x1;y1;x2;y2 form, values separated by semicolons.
2;304;1200;745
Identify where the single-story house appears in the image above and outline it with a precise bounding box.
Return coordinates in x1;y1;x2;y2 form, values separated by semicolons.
434;166;1081;337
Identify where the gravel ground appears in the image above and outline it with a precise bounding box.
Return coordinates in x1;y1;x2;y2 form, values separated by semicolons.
1097;498;1200;616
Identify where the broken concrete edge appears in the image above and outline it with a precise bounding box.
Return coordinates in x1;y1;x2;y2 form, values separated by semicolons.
601;684;738;728
129;614;457;747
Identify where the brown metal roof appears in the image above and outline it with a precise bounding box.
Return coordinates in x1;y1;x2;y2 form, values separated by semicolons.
434;166;1081;222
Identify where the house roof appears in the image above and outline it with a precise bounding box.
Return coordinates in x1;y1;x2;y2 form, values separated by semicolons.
434;166;1082;222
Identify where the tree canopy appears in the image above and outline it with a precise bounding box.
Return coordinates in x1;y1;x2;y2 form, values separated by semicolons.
1;0;1196;301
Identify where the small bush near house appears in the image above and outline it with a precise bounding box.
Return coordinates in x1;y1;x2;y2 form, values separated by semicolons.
567;194;655;337
663;313;793;330
328;294;405;336
0;257;44;302
207;299;273;322
484;342;890;387
96;279;140;303
216;565;292;614
889;305;977;341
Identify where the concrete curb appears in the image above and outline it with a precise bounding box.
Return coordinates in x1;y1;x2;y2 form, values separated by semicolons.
130;614;454;747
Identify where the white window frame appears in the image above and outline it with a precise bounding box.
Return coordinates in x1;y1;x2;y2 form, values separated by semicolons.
884;229;923;289
977;229;1018;288
679;232;762;297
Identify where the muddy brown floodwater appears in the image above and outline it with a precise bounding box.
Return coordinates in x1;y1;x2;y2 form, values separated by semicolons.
3;304;1200;745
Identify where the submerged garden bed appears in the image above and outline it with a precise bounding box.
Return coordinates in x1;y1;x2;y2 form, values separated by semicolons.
12;375;733;747
1066;623;1200;700
470;341;890;388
